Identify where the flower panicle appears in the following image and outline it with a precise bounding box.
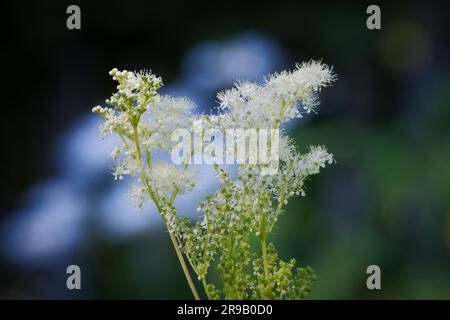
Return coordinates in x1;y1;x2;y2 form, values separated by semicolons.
92;61;336;300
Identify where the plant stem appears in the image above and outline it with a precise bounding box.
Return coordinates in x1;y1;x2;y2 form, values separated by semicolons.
201;277;212;300
163;217;201;300
129;113;200;300
260;212;269;278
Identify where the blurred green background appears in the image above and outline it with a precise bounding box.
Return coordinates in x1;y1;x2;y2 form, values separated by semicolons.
1;0;449;299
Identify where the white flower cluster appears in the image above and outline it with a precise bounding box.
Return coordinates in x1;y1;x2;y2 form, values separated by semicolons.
147;161;196;199
93;69;197;207
141;95;197;151
296;145;334;176
211;60;335;130
92;61;336;300
107;68;162;106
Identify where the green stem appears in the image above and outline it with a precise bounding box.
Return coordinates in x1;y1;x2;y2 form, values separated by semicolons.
275;159;294;216
131;123;200;300
149;189;200;300
132;125;142;159
201;277;212;300
260;211;269;278
162;215;201;300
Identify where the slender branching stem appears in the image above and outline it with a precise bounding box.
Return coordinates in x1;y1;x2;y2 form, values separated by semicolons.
161;215;201;300
260;210;269;278
132;124;200;300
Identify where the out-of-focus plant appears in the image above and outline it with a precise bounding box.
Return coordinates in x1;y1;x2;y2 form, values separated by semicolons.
92;61;336;299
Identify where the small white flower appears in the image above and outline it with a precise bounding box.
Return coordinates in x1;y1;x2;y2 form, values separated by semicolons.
110;147;120;159
130;182;146;209
148;162;196;199
297;145;333;176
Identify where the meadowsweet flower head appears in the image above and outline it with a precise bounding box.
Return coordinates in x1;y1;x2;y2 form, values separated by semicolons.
108;68;162;102
297;145;334;176
148;162;196;200
140;95;197;152
92;61;336;300
293;60;336;92
214;60;336;130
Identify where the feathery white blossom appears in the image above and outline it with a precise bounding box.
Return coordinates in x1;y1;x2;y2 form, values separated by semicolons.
130;182;147;209
140;95;197;152
214;60;335;130
296;145;334;176
92;62;336;300
148;162;196;199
